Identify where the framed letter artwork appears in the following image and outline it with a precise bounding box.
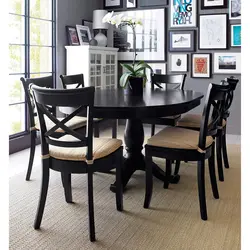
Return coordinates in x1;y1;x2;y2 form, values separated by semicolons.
170;0;197;28
191;53;211;78
199;14;228;49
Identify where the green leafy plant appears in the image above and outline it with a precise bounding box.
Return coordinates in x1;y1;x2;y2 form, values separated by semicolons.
120;61;153;88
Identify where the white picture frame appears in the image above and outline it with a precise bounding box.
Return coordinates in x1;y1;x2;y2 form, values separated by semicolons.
231;24;241;47
229;0;241;20
191;53;212;78
169;54;188;73
127;0;136;8
76;25;92;45
114;9;166;61
214;53;241;74
199;14;228;49
170;0;197;28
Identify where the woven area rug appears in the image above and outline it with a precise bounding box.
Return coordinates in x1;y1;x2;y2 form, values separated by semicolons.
9;144;240;250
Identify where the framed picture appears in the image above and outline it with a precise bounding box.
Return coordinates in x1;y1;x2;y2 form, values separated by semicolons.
104;0;122;9
169;30;195;52
231;25;241;47
214;53;241;74
114;9;166;61
199;14;228;50
127;0;137;8
201;0;227;9
139;0;168;7
76;25;92;45
170;0;197;28
65;26;80;46
191;53;212;78
82;20;94;37
229;0;241;20
169;54;188;72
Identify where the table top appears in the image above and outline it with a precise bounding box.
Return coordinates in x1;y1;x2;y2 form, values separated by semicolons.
60;88;204;119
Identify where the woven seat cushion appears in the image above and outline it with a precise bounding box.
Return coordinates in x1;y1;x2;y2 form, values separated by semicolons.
147;127;214;150
49;135;122;162
177;114;226;128
35;116;89;133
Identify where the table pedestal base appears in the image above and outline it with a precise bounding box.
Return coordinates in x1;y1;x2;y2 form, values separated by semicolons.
110;118;180;193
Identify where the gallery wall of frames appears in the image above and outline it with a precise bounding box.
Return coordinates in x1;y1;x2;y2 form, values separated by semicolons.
104;0;241;79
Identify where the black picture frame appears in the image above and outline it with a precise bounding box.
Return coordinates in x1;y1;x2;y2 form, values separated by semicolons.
82;19;94;36
139;0;168;7
191;53;212;79
201;0;227;9
104;0;123;9
169;30;195;52
199;14;228;50
127;0;137;8
65;26;80;46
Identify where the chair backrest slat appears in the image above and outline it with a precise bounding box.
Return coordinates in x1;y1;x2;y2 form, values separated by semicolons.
31;85;95;161
60;74;84;89
151;73;187;90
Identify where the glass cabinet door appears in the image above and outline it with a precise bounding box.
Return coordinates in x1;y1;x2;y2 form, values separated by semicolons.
90;53;102;89
105;53;116;89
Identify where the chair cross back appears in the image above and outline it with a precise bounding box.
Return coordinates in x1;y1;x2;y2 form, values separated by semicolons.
199;83;231;150
151;73;187;90
31;85;95;160
60;74;84;89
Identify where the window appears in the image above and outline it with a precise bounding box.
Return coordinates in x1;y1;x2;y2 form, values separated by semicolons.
9;0;56;139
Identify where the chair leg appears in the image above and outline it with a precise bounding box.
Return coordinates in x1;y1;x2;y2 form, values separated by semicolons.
144;153;153;209
61;172;73;203
222;130;229;169
151;124;155;136
26;131;36;181
34;162;50;229
208;144;219;199
112;119;118;139
197;160;207;221
164;160;172;189
174;160;181;176
87;171;96;242
216;134;224;182
94;123;100;138
116;148;123;211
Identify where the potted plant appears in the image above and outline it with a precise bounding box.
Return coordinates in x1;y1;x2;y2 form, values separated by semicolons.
103;12;153;96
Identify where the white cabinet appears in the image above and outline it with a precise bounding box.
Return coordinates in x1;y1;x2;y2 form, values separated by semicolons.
65;45;118;90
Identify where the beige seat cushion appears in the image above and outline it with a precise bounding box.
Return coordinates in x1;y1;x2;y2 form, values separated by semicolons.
147;127;214;151
49;135;122;162
161;115;181;119
35;116;90;133
177;114;226;128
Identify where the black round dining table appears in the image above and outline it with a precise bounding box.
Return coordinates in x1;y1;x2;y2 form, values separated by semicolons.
60;87;204;192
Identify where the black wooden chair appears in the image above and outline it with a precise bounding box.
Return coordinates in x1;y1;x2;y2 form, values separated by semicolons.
142;73;187;136
31;85;123;242
176;77;239;182
20;76;88;181
143;83;231;221
60;74;118;138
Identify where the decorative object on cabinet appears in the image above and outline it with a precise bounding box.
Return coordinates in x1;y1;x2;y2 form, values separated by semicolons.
213;53;241;74
65;45;118;90
93;10;109;47
231;24;241;47
191;53;212;78
139;0;168;7
201;0;227;9
229;0;241;20
82;20;94;36
169;30;195;52
169;54;188;73
76;25;92;45
199;14;228;50
109;8;165;61
104;0;123;9
127;0;137;8
65;26;80;46
170;0;197;28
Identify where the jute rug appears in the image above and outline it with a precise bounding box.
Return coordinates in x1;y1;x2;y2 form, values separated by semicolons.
9;143;240;250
